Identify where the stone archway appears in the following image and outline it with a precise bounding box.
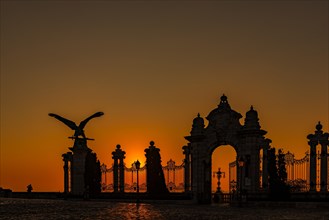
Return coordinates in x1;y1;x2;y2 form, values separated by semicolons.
184;95;271;204
211;144;237;193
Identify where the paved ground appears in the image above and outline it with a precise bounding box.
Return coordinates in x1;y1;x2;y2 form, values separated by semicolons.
1;198;329;219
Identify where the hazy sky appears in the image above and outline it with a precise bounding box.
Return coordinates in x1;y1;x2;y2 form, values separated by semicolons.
1;0;328;192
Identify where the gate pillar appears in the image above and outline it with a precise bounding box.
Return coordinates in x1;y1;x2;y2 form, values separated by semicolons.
262;139;271;189
62;152;72;194
182;144;191;192
69;138;91;195
112;144;126;193
307;122;329;192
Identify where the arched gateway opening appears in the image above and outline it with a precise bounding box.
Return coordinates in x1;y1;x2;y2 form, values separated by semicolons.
184;95;271;204
211;145;237;194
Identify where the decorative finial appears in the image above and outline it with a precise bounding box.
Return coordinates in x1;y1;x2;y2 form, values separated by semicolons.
250;105;254;110
221;94;227;102
316;121;322;131
150;141;155;146
116;144;121;149
197;113;200;117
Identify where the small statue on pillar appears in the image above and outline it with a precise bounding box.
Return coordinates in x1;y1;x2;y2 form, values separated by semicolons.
48;112;104;147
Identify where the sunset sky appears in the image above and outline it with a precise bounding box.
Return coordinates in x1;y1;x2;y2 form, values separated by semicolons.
1;1;328;192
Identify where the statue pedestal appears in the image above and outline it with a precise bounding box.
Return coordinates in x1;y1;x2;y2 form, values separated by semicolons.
69;138;91;196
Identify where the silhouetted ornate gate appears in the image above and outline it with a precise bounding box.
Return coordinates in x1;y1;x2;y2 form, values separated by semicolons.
184;95;271;203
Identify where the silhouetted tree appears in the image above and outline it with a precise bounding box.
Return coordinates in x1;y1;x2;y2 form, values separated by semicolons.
84;152;101;196
267;147;290;200
278;149;287;183
268;148;278;193
145;141;169;196
277;149;290;198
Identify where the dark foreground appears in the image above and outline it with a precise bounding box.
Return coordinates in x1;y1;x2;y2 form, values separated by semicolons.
1;198;329;220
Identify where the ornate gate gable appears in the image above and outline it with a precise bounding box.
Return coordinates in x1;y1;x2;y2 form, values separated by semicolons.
204;94;242;154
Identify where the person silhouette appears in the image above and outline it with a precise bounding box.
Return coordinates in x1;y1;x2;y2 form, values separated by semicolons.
27;184;33;193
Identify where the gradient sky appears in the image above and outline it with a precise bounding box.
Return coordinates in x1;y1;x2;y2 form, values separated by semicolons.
1;1;328;192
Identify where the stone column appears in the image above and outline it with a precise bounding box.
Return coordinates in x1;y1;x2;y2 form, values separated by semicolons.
182;144;191;192
203;156;212;203
62;153;70;194
119;157;125;193
112;144;126;193
112;155;119;193
262;139;271;190
191;146;200;203
307;122;329;192
309;142;317;192
70;138;90;195
185;113;205;203
237;154;244;194
185;136;206;203
250;152;260;192
320;141;328;192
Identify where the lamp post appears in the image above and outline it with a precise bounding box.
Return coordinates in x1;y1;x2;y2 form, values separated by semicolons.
135;160;141;203
213;168;225;193
238;157;245;206
212;167;225;203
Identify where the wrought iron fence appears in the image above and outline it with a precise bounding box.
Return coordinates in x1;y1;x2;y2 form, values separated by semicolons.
228;150;329;192
124;163;147;192
285;151;310;192
162;159;185;192
101;159;185;192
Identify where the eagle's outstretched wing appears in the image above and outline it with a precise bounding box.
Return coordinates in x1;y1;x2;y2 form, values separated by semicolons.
79;112;104;129
48;113;77;130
